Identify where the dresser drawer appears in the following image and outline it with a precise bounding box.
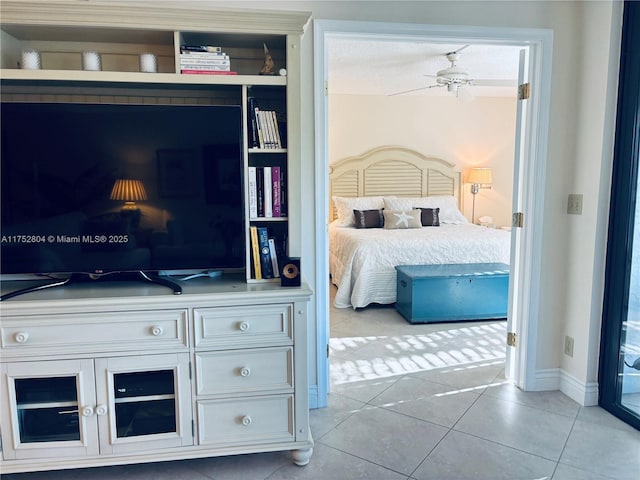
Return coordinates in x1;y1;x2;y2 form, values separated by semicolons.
195;346;293;396
197;394;294;446
193;304;292;349
0;309;188;357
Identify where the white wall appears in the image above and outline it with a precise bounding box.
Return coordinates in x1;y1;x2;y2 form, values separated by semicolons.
205;0;622;405
328;94;516;226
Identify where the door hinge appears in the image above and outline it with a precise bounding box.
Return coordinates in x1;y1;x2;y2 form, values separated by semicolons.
326;344;330;358
507;332;518;347
518;82;530;100
324;80;328;96
189;361;192;380
192;419;195;438
512;212;524;228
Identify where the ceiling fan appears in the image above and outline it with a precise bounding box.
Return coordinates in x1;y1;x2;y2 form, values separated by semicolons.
390;45;510;99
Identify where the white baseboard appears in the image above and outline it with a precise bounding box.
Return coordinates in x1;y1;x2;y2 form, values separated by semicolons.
531;368;599;406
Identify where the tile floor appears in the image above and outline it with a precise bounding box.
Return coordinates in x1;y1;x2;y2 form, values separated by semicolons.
4;287;640;479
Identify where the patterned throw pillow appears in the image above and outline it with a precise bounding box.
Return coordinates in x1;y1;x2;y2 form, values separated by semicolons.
383;196;467;224
418;207;440;226
383;209;422;229
353;209;384;228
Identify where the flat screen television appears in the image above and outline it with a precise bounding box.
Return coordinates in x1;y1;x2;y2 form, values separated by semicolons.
0;102;245;296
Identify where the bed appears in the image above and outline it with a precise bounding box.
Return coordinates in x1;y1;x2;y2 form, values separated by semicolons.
329;145;511;309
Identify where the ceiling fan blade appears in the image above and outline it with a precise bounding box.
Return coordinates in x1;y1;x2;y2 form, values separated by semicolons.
388;84;443;96
448;44;470;55
472;79;518;87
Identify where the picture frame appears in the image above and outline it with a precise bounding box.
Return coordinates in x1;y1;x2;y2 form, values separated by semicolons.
157;149;196;197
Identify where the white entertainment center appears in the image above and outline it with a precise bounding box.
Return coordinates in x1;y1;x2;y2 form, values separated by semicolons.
0;1;313;474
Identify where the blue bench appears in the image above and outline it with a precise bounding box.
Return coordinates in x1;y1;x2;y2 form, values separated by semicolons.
395;263;509;324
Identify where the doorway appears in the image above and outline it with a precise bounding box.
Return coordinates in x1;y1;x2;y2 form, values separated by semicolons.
313;20;553;407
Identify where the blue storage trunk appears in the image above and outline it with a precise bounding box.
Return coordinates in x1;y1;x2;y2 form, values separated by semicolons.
395;263;509;324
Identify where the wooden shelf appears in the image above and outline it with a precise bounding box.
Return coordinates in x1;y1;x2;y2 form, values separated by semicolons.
0;68;287;86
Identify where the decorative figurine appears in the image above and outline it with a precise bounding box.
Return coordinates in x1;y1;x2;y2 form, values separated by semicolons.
259;43;275;75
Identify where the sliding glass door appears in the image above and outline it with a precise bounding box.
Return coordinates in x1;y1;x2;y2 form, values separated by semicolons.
599;1;640;430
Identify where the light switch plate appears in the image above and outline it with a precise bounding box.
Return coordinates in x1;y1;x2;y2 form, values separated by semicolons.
567;194;583;215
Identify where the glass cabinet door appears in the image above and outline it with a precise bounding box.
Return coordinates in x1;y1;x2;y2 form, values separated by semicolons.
95;353;193;454
0;359;99;460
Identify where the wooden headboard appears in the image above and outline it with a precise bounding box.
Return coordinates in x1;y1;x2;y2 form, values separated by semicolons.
329;145;461;220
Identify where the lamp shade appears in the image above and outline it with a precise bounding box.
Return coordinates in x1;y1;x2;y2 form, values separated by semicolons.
110;179;148;201
468;167;493;185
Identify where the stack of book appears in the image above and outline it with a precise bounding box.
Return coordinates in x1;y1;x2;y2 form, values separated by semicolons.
249;226;283;280
179;45;236;75
247;166;286;219
248;97;284;149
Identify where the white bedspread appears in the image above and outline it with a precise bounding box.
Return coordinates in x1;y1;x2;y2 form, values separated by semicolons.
329;222;511;309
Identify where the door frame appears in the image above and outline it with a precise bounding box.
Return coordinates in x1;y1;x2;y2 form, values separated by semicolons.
313;20;553;406
598;0;640;429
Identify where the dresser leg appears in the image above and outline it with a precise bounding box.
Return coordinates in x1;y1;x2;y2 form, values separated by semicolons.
291;447;313;466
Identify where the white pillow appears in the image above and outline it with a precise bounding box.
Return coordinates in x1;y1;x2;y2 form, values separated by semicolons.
332;196;385;226
384;196;468;224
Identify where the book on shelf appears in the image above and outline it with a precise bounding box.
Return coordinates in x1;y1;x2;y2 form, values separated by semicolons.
279;167;287;217
179;58;231;66
179;64;231;71
249;226;262;280
247;97;283;150
248;166;258;219
180;45;222;53
263;166;273;218
179;51;229;58
249;165;286;219
180;70;238;75
257;227;274;278
256;166;265;217
268;238;280;278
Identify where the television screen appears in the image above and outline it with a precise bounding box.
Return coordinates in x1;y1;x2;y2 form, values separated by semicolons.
0;102;245;278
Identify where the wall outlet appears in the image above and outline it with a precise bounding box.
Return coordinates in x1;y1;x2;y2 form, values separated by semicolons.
564;335;574;357
567;194;583;215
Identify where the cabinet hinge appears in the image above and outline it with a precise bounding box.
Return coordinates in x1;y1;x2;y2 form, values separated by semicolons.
518;82;530;100
512;212;524;228
507;332;518;347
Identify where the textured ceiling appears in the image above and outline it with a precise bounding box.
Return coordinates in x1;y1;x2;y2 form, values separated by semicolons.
327;37;524;98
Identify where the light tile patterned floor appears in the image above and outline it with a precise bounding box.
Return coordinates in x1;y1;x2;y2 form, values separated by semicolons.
3;287;639;479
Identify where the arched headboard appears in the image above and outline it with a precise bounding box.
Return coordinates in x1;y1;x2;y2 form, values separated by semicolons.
329;145;461;220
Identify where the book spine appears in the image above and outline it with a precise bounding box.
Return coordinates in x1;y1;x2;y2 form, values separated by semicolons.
250;226;262;280
247;97;258;148
272;166;281;217
271;111;282;148
180;45;222;52
256;166;264;217
254;107;265;149
248;166;258;219
179;64;231;71
279;168;287;217
179;58;231;66
258;227;274;278
180;70;237;75
179;51;229;58
268;238;280;277
257;110;272;148
263;166;273;218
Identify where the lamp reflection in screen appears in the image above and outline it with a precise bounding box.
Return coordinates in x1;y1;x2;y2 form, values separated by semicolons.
468;167;492;224
110;179;147;228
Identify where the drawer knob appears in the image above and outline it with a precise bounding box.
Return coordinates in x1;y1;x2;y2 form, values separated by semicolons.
81;406;94;417
241;415;252;426
238;321;250;332
240;367;251;377
151;326;164;336
14;332;29;343
95;404;107;416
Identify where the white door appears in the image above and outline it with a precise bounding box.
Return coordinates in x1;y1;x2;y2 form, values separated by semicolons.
505;48;530;386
